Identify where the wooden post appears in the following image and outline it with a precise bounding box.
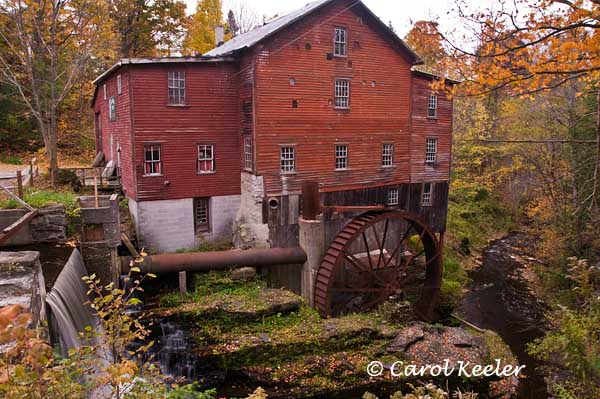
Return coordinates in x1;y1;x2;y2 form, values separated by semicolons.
179;271;187;297
94;177;99;208
29;160;34;187
16;171;23;199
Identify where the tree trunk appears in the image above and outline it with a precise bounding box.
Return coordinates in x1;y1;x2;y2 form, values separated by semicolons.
593;89;600;210
48;110;59;189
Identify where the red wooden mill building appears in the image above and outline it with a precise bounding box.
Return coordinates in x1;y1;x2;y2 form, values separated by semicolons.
92;0;456;261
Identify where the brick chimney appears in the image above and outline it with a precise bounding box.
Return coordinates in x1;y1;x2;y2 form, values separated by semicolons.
215;26;225;47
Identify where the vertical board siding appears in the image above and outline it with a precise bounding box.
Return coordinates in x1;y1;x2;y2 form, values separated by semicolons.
130;63;241;201
410;75;453;183
93;68;136;198
253;0;414;196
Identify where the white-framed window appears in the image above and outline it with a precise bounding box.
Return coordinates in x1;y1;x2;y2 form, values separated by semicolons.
197;144;215;173
334;27;347;56
244;136;253;170
422;183;433;206
426;138;438;163
117;75;122;95
194;198;210;233
103;84;107;100
382;143;393;167
143;144;162;175
168;71;186;105
109;96;117;121
388;188;399;206
334;78;350;109
335;144;348;170
280;146;295;173
428;94;437;117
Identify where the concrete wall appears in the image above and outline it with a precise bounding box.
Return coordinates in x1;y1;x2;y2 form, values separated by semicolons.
234;173;270;249
0;205;67;246
130;194;241;253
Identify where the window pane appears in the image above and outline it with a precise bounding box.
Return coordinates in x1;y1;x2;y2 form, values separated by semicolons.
280;146;295;172
335;145;348;169
168;71;185;105
388;188;399;205
382;144;393;167
426;138;437;163
334;27;347;56
335;79;349;108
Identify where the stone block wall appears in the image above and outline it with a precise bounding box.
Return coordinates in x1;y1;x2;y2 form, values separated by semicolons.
0;251;47;330
0;205;67;246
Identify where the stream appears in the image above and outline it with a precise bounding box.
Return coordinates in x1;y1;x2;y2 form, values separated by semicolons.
458;232;549;399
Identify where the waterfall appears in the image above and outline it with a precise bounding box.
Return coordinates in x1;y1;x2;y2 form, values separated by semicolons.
157;321;199;380
46;248;100;355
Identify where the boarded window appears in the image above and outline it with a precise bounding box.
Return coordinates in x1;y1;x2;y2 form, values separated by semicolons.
194;198;210;233
244;136;253;170
109;96;117;121
382;143;393;167
422;183;433;206
168;71;186;105
280;146;295;173
335;145;348;170
335;79;350;108
117;75;122;95
143;145;161;175
388;188;399;205
197;144;215;173
426;138;438;163
334;27;347;56
428;94;437;117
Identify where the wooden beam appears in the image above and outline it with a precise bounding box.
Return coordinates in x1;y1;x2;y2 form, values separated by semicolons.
121;233;139;258
322;205;386;212
0;183;34;211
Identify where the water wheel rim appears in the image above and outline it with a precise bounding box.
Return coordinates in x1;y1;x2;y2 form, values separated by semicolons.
314;210;443;320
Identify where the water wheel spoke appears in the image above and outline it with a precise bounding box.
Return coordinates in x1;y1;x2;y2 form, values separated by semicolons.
361;231;374;270
375;219;389;269
343;252;389;287
383;225;414;268
370;223;383;269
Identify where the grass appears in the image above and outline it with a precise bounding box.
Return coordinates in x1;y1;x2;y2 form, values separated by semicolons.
0;187;78;212
0;155;22;165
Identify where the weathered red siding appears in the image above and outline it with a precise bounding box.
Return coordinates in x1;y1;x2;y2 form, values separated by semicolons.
93;68;136;198
250;0;417;196
410;73;453;183
129;62;241;201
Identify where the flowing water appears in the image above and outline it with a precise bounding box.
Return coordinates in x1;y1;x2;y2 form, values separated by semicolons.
458;232;549;399
45;248;100;355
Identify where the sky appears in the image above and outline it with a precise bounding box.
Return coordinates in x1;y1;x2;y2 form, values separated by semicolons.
184;0;493;37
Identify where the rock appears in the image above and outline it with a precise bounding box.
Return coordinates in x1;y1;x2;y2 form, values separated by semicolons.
0;251;47;334
231;266;257;281
386;322;425;352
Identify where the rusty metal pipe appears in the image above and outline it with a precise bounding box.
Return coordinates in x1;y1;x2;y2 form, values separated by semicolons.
122;247;307;274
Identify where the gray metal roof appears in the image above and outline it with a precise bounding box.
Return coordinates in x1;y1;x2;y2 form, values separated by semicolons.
205;0;333;57
93;56;235;85
204;0;421;64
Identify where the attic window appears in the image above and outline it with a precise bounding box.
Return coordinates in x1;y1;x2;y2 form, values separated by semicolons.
168;71;186;105
103;84;107;100
117;75;122;95
334;27;347;56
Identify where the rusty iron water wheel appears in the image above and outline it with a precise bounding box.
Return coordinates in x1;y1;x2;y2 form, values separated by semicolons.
314;211;443;320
